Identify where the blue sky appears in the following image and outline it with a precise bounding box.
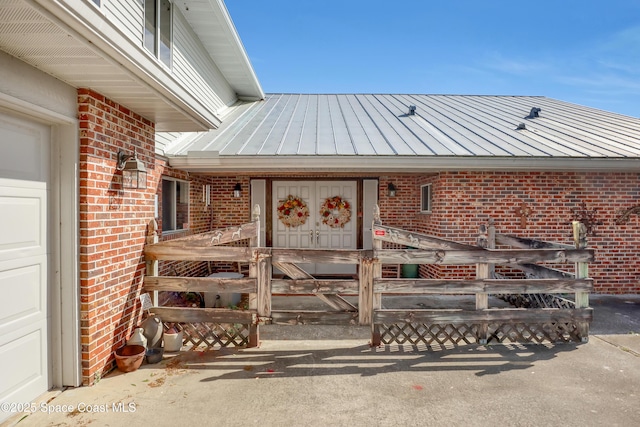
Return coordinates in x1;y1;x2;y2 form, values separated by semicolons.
226;0;640;118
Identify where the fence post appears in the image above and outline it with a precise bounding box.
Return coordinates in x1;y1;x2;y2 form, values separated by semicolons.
369;205;383;346
249;204;261;312
359;252;374;326
249;205;263;347
476;223;489;344
488;218;495;276
145;219;159;307
573;221;589;342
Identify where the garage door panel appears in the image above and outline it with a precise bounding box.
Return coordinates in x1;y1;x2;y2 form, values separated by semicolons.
0;113;49;182
0;256;46;336
0;184;46;262
0;326;47;402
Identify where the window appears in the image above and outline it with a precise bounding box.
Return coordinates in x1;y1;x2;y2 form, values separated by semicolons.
420;184;432;213
144;0;172;67
162;178;188;232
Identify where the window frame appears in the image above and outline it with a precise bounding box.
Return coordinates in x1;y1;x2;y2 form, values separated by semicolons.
420;184;432;214
143;0;173;68
161;177;189;233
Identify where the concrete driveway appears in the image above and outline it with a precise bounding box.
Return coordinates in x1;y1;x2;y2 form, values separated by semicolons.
4;295;639;427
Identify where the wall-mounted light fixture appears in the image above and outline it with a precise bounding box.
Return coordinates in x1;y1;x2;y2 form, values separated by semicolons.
387;182;397;197
117;150;147;189
233;182;242;198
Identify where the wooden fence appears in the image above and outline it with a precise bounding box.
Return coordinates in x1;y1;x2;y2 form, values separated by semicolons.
143;205;594;349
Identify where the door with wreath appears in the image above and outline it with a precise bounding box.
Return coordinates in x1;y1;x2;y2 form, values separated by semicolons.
273;180;357;275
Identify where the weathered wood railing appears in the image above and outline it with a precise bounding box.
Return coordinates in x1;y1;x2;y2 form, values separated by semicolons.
369;207;594;345
142;204;594;349
143;206;262;347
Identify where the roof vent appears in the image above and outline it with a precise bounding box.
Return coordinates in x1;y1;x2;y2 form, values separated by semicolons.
527;107;541;119
408;105;417;115
516;123;527;130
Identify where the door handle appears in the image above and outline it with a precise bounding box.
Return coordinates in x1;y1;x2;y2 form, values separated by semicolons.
315;230;319;244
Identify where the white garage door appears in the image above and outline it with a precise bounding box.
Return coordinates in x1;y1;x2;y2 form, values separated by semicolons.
0;111;50;418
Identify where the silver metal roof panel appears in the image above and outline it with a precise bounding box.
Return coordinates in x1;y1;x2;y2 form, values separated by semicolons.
164;94;640;172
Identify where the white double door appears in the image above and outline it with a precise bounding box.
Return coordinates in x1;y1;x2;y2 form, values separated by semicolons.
273;181;357;275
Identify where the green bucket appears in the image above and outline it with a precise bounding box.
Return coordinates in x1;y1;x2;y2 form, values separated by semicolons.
401;263;419;278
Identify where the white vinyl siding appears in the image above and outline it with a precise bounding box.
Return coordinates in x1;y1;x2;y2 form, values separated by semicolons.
103;0;144;46
172;10;236;112
100;1;236;116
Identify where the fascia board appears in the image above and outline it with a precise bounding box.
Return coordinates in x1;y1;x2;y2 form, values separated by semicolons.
210;0;265;100
168;155;640;173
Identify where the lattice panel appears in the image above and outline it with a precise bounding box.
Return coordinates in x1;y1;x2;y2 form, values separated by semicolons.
497;293;576;309
378;321;583;346
163;322;250;349
379;323;478;346
487;322;581;343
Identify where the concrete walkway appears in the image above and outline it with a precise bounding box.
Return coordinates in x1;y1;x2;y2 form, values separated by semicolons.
4;295;639;427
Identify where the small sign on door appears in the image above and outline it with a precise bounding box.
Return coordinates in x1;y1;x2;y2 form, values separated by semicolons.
374;230;386;236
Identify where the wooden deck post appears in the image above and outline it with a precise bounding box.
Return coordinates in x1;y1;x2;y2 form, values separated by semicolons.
145;219;159;307
573;221;589;342
248;204;260;314
487;218;496;276
370;205;382;346
249;205;262;347
476;223;490;344
359;252;374;326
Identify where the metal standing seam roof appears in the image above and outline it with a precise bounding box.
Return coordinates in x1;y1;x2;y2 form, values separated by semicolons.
164;94;640;172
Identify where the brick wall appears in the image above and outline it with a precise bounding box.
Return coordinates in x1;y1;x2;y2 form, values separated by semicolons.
413;171;640;293
190;172;638;293
78;89;156;384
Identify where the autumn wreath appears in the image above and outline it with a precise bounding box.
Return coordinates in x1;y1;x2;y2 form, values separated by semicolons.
277;195;310;228
320;196;351;228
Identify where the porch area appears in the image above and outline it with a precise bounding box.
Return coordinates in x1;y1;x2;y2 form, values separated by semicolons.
143;205;594;349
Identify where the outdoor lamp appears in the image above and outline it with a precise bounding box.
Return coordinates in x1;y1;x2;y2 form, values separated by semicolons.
387;182;397;197
117;150;147;190
233;182;242;198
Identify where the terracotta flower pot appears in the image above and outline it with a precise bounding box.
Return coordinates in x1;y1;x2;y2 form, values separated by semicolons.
115;345;145;373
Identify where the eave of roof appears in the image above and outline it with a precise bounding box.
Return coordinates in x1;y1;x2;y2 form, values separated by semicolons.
0;0;263;131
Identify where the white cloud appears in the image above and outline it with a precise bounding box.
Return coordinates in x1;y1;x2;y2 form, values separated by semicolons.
480;52;552;75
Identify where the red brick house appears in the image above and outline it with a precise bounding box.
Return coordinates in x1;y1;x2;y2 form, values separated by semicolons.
0;0;639;416
160;93;640;293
